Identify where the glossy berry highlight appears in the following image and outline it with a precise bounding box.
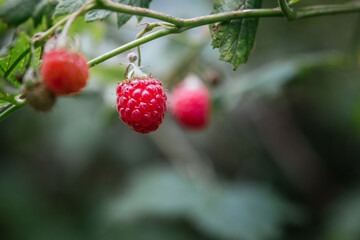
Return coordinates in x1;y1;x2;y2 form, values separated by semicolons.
116;77;167;134
40;48;89;96
170;75;211;129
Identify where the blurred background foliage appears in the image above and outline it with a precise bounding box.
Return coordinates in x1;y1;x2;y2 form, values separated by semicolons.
1;0;360;239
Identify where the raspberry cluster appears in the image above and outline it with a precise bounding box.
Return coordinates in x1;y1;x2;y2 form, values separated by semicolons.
116;77;167;134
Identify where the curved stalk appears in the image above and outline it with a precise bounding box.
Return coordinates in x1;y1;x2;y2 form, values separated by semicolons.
278;0;297;20
88;27;185;67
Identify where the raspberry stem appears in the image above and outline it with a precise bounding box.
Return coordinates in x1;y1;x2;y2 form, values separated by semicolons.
277;0;297;21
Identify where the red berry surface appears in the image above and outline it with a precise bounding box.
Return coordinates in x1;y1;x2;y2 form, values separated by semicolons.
40;48;89;95
170;78;211;129
116;77;167;134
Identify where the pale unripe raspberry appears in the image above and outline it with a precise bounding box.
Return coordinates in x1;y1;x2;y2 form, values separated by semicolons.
170;74;211;129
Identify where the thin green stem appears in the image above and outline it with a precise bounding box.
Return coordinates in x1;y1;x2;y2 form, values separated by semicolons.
0;102;26;121
182;9;281;27
88;27;184;67
137;46;141;66
278;0;297;20
33;15;69;48
133;22;173;66
98;0;184;26
296;3;360;19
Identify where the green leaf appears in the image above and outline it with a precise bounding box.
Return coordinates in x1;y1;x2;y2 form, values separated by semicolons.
54;0;88;17
0;102;25;121
116;0;152;28
0;0;40;26
105;167;300;240
210;0;262;70
85;0;119;22
0;32;31;88
117;11;132;28
85;9;112;22
0;27;16;57
134;0;152;22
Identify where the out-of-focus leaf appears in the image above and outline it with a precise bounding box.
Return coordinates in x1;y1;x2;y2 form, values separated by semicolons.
106;168;202;220
0;27;15;56
215;52;344;111
0;0;40;26
54;0;88;17
0;32;30;88
322;187;360;240
192;186;298;240
32;0;58;27
117;0;152;28
105;167;300;240
209;0;262;70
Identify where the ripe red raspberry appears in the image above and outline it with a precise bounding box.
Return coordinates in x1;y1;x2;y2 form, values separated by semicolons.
40;48;89;95
170;75;211;129
116;77;167;134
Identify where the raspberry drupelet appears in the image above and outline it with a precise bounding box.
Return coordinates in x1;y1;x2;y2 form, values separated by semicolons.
116;76;167;134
